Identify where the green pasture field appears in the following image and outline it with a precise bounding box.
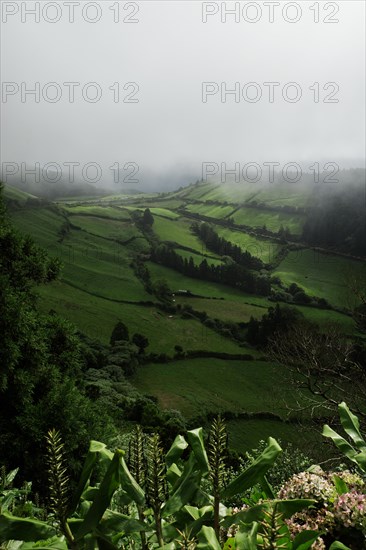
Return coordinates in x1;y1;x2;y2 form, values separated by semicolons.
232;206;305;235
124;206;180;219
174;183;217;200
58;230;150;302
214;226;281;264
36;281;245;355
10;206;65;249
153;217;205;251
147;261;272;307
132;358;293;418
4;184;37;203
10;206;151;302
295;305;357;334
182;181;316;210
62;204;131;220
141;199;185;209
274;249;366;309
226;418;324;456
70;215;144;242
175;296;267;323
184;203;235;219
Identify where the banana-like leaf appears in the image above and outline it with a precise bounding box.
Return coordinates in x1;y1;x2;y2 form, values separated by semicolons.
0;512;56;542
188;508;214;537
165;434;188;467
292;530;320;550
75;450;124;539
75;450;145;539
322;425;357;461
19;537;68;550
184;505;201;520
186;428;209;475
260;475;275;499
235;522;258;550
166;463;182;486
197;525;221;550
275;499;316;519
329;543;352;550
223;438;282;498
119;456;145;506
98;509;147;536
71;440;113;513
94;533;118;550
338;402;366;451
162;456;201;517
3;468;19;487
353;451;366;471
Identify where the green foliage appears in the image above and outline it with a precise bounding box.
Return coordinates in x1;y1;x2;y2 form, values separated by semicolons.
0;186;114;491
110;320;130;345
132;333;149;354
323;402;366;472
5;410;365;549
143;208;155;227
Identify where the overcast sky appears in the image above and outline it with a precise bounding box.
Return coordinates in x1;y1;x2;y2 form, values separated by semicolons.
1;0;365;190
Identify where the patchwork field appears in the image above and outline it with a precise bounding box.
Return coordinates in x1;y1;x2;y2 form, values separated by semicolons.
37;282;245;355
6;180;365;460
147;261;272;307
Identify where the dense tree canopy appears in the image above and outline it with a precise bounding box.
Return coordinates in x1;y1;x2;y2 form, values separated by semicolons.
0;185;112;490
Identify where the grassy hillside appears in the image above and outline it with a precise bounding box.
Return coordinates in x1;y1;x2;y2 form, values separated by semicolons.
274;249;366;309
5;180;365;456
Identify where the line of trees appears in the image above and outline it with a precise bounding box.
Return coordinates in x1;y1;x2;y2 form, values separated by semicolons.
150;244;271;296
191;221;264;269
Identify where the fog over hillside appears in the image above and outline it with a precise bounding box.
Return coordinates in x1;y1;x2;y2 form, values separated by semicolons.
1;1;365;192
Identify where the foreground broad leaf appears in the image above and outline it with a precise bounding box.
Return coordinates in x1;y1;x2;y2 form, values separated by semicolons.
165;434;188;467
292;530;320;550
71;440;114;512
197;525;221;549
223;438;282;498
19;536;68;550
0;512;56;542
235;522;258;550
322;426;357;461
75;450;124;539
162;453;201;518
338;402;366;452
186;428;209;475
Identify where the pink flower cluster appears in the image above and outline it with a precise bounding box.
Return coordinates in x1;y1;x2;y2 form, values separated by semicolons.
278;470;335;502
333;492;366;531
278;469;366;548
